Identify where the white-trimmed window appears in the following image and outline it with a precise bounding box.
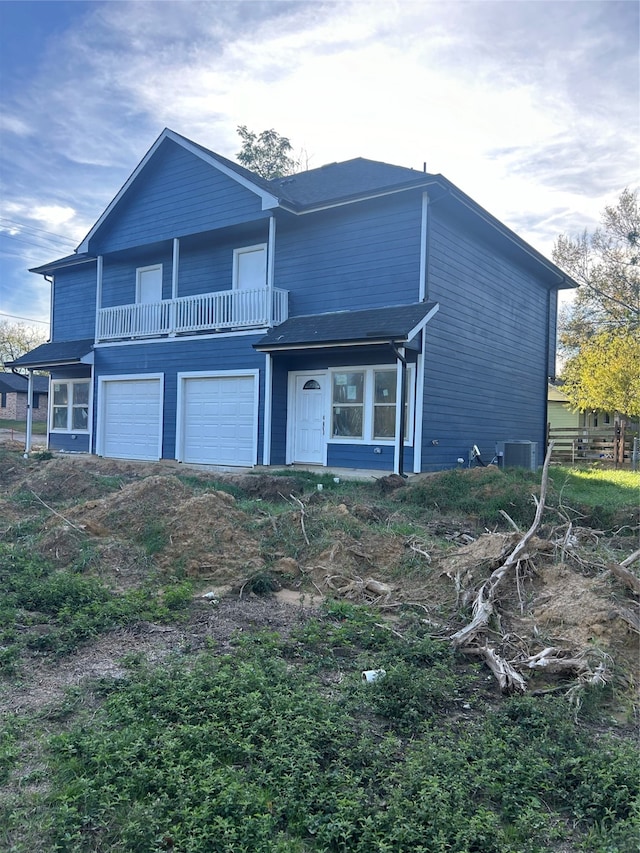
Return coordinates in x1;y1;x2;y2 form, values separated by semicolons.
51;380;90;432
136;264;163;303
330;366;413;443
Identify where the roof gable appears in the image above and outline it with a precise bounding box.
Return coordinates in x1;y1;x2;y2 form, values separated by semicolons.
77;129;281;254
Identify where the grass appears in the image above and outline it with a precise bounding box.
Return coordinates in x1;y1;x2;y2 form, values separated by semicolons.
1;604;637;853
400;464;639;533
0;543;193;675
0;417;47;435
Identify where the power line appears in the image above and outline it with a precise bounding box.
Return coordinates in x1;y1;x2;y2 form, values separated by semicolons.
0;312;50;325
0;218;77;247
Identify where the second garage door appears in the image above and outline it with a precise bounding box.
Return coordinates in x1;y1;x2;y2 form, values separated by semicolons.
180;374;257;466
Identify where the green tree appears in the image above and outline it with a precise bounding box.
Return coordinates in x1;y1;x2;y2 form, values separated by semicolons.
561;328;640;418
552;190;639;427
236;125;300;180
553;188;639;355
0;320;47;371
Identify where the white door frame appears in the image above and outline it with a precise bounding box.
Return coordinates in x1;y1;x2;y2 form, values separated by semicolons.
176;369;260;465
286;370;328;466
96;373;164;459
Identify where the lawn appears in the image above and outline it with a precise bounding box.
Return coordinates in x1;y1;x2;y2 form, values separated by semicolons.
0;418;47;435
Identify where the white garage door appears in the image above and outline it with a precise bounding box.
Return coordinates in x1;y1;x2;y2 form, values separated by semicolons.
101;378;162;461
181;374;257;466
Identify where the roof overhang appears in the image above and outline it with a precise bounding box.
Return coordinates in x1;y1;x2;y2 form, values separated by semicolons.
30;253;96;276
254;302;439;353
6;339;94;370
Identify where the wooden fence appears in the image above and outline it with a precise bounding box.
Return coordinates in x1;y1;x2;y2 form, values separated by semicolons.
548;426;638;467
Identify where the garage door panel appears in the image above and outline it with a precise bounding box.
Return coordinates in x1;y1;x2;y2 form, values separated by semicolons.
102;379;162;461
182;375;256;466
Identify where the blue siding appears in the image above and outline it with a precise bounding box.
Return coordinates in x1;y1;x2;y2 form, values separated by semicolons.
93;336;266;460
274;192;423;315
100;229;271;307
52;265;96;340
91;140;270;254
328;443;413;472
102;249;173;308
419;208;550;470
50;433;90;453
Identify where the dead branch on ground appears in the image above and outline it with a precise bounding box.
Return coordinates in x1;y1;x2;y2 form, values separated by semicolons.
450;443;554;651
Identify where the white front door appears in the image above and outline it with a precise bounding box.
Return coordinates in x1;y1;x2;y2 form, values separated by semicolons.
292;374;326;464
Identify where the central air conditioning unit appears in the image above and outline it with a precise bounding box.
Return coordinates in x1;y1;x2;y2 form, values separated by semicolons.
502;441;538;471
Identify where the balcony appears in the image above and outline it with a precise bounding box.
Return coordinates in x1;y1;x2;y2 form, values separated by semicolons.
96;288;288;342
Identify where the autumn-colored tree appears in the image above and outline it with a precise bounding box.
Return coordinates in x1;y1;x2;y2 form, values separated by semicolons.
0;320;47;371
553;189;639;425
236;126;300;180
561;329;640;418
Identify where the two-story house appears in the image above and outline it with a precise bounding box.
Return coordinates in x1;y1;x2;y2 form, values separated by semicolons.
11;128;576;472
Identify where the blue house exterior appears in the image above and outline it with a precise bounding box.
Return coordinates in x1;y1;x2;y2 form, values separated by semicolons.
11;128;575;472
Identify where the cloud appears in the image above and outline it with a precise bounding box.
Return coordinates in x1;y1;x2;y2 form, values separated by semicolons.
0;0;637;323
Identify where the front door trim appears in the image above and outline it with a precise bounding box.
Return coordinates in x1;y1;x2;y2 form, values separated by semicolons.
287;370;328;466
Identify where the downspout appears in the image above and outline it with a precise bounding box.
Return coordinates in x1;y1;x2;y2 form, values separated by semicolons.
24;369;33;459
391;343;407;477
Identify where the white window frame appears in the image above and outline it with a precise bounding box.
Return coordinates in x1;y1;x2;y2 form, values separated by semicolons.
136;264;163;303
232;244;267;290
328;364;414;445
50;378;92;433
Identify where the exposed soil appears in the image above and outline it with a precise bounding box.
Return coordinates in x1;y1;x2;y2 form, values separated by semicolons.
1;450;638;717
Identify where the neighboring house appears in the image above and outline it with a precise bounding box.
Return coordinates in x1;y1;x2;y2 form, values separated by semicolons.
547;384;580;432
0;371;48;423
10;128;576;472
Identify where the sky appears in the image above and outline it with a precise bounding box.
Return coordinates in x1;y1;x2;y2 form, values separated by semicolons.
0;0;638;334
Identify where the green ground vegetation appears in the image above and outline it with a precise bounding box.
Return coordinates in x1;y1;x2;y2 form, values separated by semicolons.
1;604;638;853
0;453;638;851
0;418;47;435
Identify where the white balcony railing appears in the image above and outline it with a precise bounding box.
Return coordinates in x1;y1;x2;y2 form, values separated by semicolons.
97;288;288;341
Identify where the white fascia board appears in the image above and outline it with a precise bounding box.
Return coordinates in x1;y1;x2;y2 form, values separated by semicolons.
406;303;439;343
77;129;280;253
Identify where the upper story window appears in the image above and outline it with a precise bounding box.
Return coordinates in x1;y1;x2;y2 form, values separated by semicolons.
233;245;267;290
330;366;413;443
51;380;90;432
136;264;163;303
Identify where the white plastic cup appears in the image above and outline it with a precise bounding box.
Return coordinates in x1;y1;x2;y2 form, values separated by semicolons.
362;669;386;684
317;483;323;491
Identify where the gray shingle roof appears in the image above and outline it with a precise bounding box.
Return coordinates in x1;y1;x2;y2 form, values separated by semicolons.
267;158;431;209
0;372;49;393
7;339;94;369
254;303;438;351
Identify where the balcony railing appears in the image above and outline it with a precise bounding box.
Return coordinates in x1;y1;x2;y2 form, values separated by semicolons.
97;288;288;341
